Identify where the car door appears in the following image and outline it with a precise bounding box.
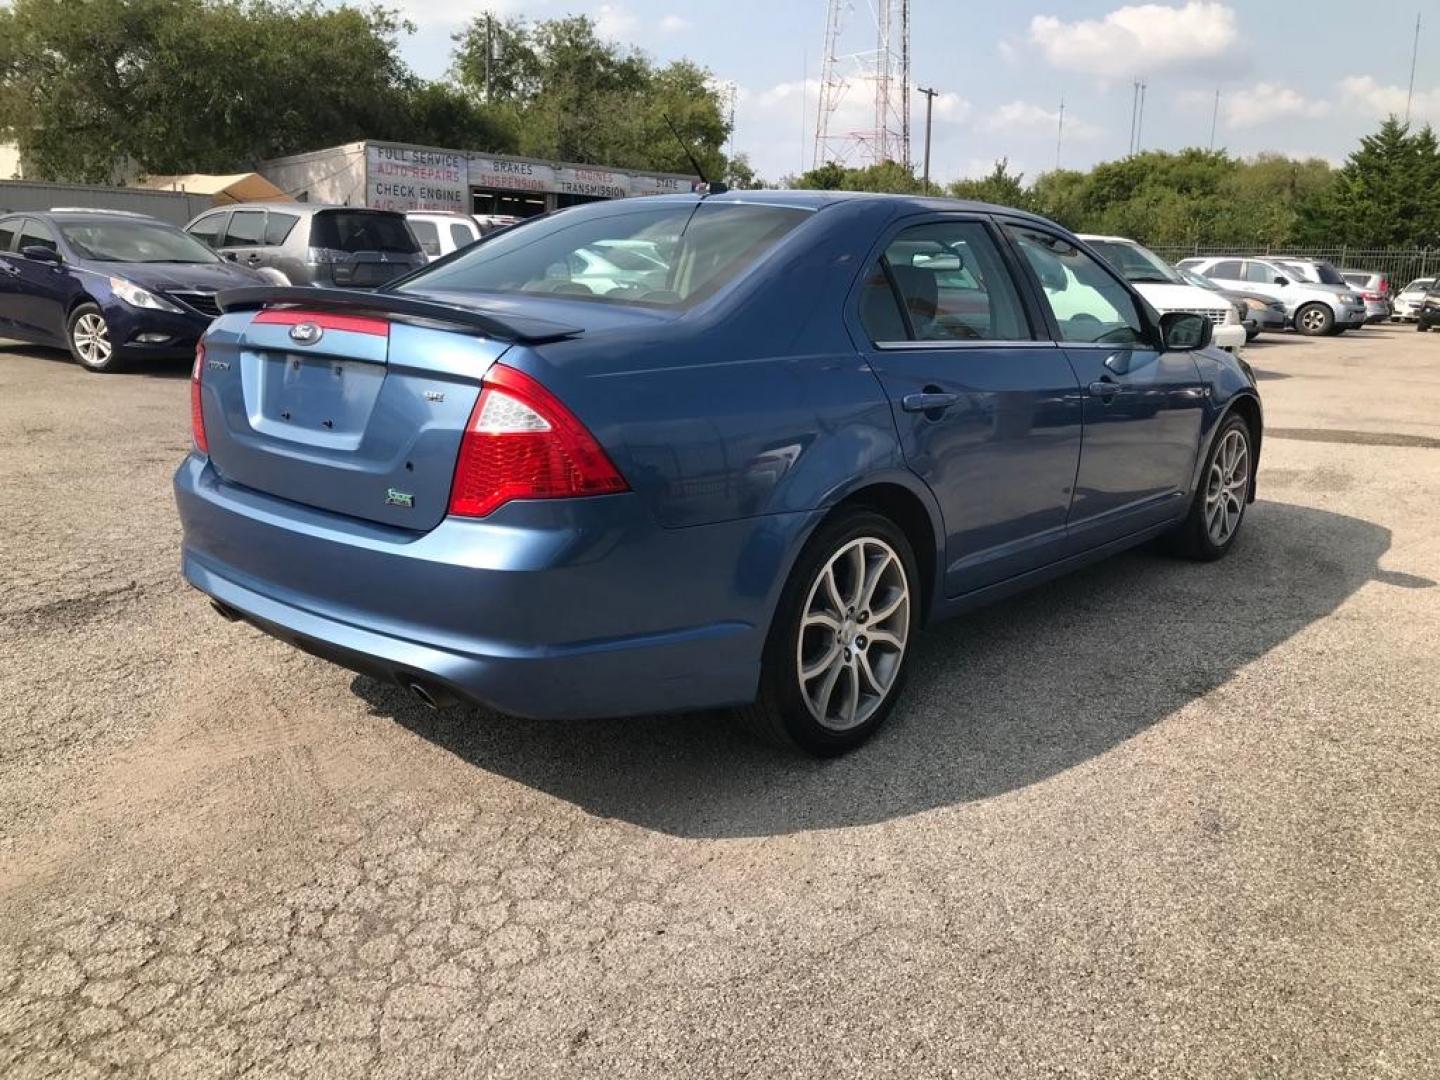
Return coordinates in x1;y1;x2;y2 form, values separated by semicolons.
1002;222;1207;550
854;216;1084;596
1240;260;1288;304
215;208;269;273
11;217;73;343
0;216;21;332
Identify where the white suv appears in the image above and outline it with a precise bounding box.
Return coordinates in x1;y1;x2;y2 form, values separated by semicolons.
1175;256;1367;336
1080;235;1246;352
404;212;483;262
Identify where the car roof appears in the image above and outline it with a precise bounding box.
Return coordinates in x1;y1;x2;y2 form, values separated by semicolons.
626;188;1058;225
10;210;172;226
197;202;401;216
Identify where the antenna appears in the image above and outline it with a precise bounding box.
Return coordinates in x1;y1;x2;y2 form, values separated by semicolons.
663;114;726;193
814;0;912;168
1406;11;1422;126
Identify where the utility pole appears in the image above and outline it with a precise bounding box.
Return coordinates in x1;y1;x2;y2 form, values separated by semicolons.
1055;95;1065;170
1406;12;1422;126
917;86;938;191
1128;81;1140;154
1209;87;1220;150
1135;81;1147;153
484;15;493;101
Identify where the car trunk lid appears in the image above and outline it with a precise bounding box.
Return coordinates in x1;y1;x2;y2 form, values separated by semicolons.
197;289;583;531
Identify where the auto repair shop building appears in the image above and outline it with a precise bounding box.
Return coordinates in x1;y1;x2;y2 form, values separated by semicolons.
259;140;696;220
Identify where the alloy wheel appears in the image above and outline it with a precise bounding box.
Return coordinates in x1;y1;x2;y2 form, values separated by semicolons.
72;313;112;368
1299;307;1328;333
796;537;910;731
1204;428;1250;546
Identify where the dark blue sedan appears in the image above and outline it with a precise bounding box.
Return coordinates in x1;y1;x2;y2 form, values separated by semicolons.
0;210;268;372
175;191;1262;754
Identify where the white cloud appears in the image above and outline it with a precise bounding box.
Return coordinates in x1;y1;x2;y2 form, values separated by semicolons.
595;3;639;39
659;13;690;34
980;100;1102;140
1029;2;1239;77
1224;82;1330;129
1340;75;1440;125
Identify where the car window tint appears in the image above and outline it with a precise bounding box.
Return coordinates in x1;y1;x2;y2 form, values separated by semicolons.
188;213;226;249
1244;261;1278;284
881;221;1030;341
311;210;420;254
449;222;477;249
409;219;441;257
225;211;266;247
0;218;17;252
1208;260;1243;278
18;218;58;253
859;265;908;343
1006;226;1145;345
264;212;300;246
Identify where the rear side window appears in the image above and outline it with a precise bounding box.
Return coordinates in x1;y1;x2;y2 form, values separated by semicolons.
449;222;477;249
18;218;58;253
188;213;226;249
1005;225;1146;346
1208;260;1243;278
264;212;300;246
863;220;1030;343
0;218;17;251
311;211;420;254
224;210;266;247
409;219;441;257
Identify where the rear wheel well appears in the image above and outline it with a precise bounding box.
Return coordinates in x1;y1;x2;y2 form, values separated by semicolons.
826;484;938;621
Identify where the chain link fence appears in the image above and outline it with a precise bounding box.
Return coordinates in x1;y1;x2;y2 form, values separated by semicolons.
1149;245;1438;288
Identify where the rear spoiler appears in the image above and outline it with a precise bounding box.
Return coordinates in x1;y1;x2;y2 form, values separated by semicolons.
216;287;584;344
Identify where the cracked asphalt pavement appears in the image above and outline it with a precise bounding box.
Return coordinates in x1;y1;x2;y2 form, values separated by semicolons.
2;324;1438;1078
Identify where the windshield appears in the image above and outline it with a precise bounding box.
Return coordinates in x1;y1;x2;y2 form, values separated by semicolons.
58;220;219;264
1085;240;1185;285
398;202;811;309
1179;268;1222;291
1403;278;1434;294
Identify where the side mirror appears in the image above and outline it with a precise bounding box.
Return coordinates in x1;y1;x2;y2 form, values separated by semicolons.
1274;276;1289;287
1160;310;1213;351
21;245;61;265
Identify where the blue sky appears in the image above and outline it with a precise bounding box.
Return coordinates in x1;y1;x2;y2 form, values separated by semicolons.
381;1;1438;183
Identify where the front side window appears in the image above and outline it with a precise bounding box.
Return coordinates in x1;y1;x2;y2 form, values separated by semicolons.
1006;225;1147;345
448;222;477;249
862;220;1030;343
58;220;220;263
224;210;266;247
18;218;58;254
399;202;810;309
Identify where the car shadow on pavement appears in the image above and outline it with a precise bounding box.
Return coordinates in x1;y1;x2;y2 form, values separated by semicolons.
355;501;1400;839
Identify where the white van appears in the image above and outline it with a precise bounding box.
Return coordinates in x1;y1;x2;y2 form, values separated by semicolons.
404;212;483;262
1080;234;1247;352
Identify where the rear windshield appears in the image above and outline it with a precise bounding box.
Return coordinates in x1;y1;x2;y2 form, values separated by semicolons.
397;202;812;309
311;210;420;254
1309;262;1345;285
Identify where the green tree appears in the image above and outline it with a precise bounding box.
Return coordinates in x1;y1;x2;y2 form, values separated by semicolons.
947;159;1030;208
1323;118;1440;248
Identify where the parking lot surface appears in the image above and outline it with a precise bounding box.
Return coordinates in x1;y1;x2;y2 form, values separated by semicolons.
2;325;1438;1078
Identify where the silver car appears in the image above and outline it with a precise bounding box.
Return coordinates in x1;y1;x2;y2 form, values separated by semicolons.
1176;256;1368;336
184;203;426;289
1391;277;1435;321
1340;269;1393;323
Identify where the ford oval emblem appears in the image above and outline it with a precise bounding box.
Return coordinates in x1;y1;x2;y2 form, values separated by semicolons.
289;321;323;345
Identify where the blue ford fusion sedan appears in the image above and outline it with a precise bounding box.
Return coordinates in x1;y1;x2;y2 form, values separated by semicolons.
0;210;268;372
175;191;1262;754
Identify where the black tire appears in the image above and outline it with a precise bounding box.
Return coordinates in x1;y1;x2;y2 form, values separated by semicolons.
1417;322;1430;332
1166;413;1253;561
1294;302;1335;337
65;302;123;372
740;509;921;756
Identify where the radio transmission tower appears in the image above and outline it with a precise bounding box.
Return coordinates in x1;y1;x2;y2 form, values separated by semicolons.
814;0;912;170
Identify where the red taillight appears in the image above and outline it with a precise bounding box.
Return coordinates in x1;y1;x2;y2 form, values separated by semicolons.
191;342;208;454
448;363;627;518
1362;291;1381;301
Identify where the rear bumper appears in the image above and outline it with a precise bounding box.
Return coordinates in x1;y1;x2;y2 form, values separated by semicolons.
174;456;812;720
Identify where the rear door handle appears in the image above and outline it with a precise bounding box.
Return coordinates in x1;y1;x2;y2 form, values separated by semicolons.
901;391;960;414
